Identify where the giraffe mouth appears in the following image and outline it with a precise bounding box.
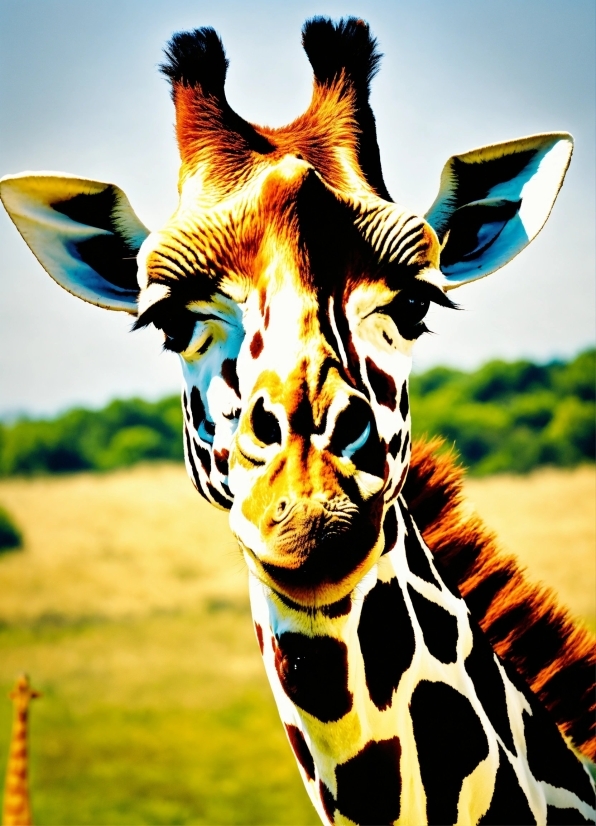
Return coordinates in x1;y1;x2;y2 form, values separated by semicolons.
243;496;385;604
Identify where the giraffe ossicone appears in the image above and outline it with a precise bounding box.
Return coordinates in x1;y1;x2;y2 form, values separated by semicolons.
1;17;594;826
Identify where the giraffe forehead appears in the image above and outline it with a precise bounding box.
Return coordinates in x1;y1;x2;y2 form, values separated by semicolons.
143;164;438;310
241;299;335;395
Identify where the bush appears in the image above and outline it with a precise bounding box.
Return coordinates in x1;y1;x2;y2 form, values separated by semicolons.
99;426;166;469
0;505;23;552
0;396;183;477
410;348;595;475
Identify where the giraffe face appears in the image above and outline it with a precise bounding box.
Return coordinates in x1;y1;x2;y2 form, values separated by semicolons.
137;152;447;605
1;21;573;608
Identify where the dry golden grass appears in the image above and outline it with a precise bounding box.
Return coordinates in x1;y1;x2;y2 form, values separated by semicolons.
0;464;242;623
464;465;596;628
0;462;592;627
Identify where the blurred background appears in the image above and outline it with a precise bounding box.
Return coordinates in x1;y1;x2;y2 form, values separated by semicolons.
0;0;594;823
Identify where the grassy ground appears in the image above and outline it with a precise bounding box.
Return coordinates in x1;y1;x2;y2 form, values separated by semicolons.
0;463;594;824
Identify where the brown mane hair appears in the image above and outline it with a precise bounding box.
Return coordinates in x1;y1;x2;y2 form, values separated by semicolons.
404;438;596;762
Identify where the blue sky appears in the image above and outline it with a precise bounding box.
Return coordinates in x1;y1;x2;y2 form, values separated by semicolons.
1;0;594;416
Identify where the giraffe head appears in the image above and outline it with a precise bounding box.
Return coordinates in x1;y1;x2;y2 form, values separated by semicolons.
0;19;572;607
8;674;40;716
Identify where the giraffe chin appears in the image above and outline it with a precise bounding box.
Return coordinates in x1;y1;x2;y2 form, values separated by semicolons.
243;531;385;608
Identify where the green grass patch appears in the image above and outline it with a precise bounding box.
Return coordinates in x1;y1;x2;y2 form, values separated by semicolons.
0;609;318;825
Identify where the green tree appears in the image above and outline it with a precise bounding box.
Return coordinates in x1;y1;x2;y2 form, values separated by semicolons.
410;348;595;475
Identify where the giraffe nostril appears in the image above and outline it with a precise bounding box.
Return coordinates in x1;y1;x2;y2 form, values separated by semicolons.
251;397;282;445
271;498;290;524
329;397;374;460
342;421;370;459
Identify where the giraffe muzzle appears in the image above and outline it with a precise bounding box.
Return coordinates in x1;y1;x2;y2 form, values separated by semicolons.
259;494;383;595
233;382;388;601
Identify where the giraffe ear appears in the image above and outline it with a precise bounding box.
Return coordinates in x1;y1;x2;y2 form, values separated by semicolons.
0;172;150;313
424;133;573;287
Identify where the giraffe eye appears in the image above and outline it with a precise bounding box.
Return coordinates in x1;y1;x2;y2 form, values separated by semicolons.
383;290;430;340
154;306;197;352
401;295;430;325
378;280;457;341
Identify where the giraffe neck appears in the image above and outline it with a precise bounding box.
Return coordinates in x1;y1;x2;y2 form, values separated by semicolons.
3;676;39;826
249;498;596;825
3;708;33;826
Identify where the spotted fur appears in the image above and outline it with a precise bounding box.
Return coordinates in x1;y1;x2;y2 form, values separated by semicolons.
404;438;596;763
249;493;596;825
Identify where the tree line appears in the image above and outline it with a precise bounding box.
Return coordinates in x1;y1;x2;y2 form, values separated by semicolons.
0;349;593;478
410;348;594;475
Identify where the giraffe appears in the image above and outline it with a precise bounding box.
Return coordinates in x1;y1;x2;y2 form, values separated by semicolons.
1;17;595;825
2;675;40;826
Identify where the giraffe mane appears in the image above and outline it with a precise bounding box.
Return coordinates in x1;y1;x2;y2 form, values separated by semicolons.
404;438;596;762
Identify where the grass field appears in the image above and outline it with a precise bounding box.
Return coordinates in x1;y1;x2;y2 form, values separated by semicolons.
0;463;594;824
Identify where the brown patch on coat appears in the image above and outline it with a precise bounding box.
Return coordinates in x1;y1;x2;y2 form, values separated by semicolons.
214;449;229;476
221;358;240;396
285;724;316;781
254;622;264;654
250;330;264;358
365;357;397;410
403;439;596;761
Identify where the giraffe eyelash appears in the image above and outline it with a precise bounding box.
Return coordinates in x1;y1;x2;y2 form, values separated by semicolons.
404;321;430;341
376;283;457;341
134;296;234;354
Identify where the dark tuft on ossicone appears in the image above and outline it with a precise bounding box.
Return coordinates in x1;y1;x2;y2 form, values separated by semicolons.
160;27;229;95
302;17;390;201
302;17;382;101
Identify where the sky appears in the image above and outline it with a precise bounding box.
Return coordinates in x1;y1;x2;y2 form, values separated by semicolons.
0;0;594;417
